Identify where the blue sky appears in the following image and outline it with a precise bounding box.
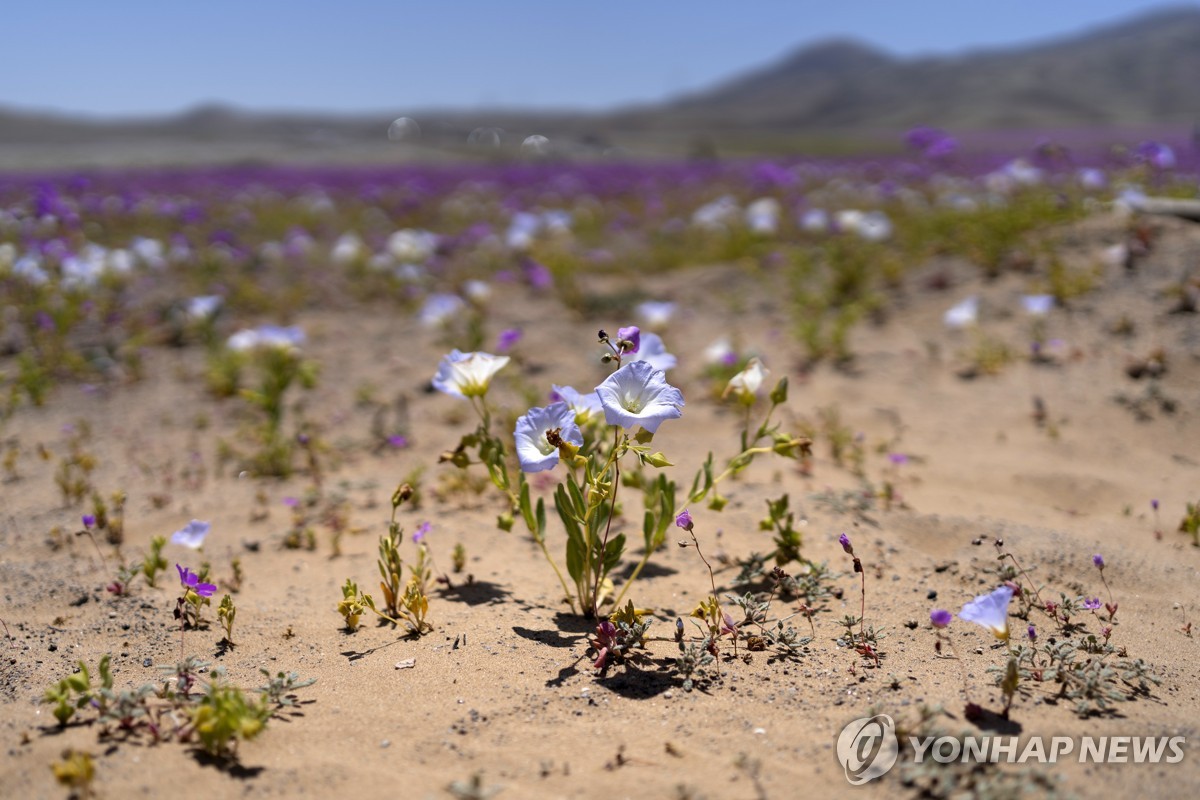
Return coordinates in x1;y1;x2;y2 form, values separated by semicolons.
2;1;1191;116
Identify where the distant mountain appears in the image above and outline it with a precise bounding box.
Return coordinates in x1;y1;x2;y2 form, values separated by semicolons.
2;5;1199;165
636;5;1200;132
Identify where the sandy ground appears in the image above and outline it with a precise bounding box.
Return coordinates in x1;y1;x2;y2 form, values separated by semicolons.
2;210;1199;800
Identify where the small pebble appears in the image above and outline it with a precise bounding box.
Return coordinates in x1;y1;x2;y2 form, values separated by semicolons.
926;589;938;600
380;740;390;748
143;658;153;667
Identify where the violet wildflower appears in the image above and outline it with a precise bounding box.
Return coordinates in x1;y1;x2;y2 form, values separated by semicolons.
413;522;431;544
675;509;694;532
176;564;216;598
616;325;641;355
1027;625;1037;642
170;520;211;550
930;609;952;628
1083;598;1102;611
595;361;684;434
514;402;582;473
1093;554;1105;570
1151;499;1159;511
838;533;854;555
81;514;96;529
958;585;1014;640
495;328;523;352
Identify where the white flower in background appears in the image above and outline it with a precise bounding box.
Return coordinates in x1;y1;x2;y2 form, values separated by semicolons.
431;350;510;398
387;229;438;263
1077;168;1107;191
170;519;211;549
595;360;684;434
394;263;425;282
463;280;491;303
627;332;677;372
704;335;737;366
724;357;770;405
0;242;14;269
1101;243;1130;269
551;384;604;424
1113;186;1147;215
12;254;48;284
1021;294;1054;316
692;195;739;229
835;209;865;234
636;301;676;329
958;585;1014;641
514;402;582;473
226;324;304;352
799;208;829;233
418;293;465;327
331;232;363;265
107;249;133;274
506;212;541;250
256;325;305;349
745;197;781;234
226;329;261;352
856;211;892;242
130;236;165;268
943;295;979;329
541;210;573;234
1003;158;1043;186
185;295;222;320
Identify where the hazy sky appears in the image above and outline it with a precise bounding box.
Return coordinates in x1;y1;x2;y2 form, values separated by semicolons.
2;1;1191;116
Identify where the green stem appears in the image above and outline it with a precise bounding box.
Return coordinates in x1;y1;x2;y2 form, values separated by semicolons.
591;427;623;618
535;536;577;615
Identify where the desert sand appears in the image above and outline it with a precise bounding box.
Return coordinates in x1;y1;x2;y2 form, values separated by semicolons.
2;209;1199;800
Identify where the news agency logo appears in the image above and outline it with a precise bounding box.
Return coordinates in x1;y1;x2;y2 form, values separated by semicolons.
836;715;1188;785
836;714;899;785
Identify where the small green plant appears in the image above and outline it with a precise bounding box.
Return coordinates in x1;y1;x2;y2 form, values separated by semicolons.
1179;499;1200;546
189;671;271;757
217;594;236;645
51;749;96;798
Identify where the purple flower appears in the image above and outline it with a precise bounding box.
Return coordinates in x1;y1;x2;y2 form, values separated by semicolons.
523;259;553;290
838;533;853;555
1027;625;1037;642
176;564;216;598
930;609;952;628
1151;499;1159;511
1093;554;1105;570
1083;598;1102;611
387;434;408;449
413;522;431;544
617;325;641;355
283;496;300;508
81;514;96;529
888;453;909;466
170;520;211;549
675;509;694;531
496;328;523;352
